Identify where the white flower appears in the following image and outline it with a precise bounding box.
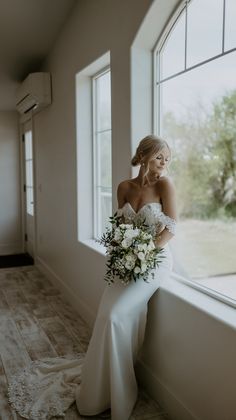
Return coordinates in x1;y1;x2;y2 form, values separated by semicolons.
125;260;135;270
114;228;122;242
134;266;141;274
137;251;145;261
142;232;152;240
124;228;139;240
125;254;136;264
147;240;155;251
141;262;147;273
121;238;133;249
119;223;133;230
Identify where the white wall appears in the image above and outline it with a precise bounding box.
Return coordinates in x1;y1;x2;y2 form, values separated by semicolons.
0;111;21;255
33;1;236;419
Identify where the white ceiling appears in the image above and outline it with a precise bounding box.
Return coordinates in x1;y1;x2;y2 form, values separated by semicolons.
0;0;77;110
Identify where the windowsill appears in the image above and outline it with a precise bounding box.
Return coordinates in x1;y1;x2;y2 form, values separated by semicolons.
79;238;106;256
163;272;236;330
78;240;236;328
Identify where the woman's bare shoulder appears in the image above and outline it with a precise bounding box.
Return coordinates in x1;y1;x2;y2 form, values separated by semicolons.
117;179;137;191
117;179;131;192
158;176;174;188
158;176;175;190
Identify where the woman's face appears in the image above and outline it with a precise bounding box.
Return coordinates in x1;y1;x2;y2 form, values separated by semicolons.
148;146;170;177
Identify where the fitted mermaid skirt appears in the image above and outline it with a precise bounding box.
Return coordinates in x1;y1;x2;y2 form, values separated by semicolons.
76;244;173;419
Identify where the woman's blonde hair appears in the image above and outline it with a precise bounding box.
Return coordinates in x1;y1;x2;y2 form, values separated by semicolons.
131;134;171;184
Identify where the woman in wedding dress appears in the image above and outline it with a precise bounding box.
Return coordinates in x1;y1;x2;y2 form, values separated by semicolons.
8;135;177;420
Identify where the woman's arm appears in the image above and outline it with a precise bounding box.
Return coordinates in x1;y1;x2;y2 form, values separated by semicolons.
155;177;178;248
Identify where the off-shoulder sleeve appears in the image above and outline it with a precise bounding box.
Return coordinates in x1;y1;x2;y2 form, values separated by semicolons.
158;212;177;235
117;208;123;217
164;214;177;235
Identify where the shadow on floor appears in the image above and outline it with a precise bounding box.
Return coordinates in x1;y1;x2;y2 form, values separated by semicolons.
0;253;34;269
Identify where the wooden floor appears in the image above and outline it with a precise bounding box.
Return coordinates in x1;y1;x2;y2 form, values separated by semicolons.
0;265;169;420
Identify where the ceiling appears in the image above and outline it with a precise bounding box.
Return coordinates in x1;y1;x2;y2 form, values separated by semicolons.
0;0;77;110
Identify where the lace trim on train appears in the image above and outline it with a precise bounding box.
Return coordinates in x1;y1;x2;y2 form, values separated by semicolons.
8;353;84;420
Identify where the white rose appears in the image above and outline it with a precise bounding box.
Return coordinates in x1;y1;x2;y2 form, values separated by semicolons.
124;228;139;239
121;238;132;249
125;260;135;270
141;262;147;273
125;254;136;263
134;266;141;274
137;244;144;252
137;251;145;261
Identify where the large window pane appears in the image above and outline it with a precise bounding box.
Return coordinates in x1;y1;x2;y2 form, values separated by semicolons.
95;71;111;132
24;130;34;216
93;69;112;238
187;0;223;67
159;52;236;283
160;9;185;80
26;160;33;187
25;131;32;159
26;187;34;216
224;0;236;51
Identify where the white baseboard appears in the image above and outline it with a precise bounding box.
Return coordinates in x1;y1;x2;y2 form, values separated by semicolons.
0;243;22;255
35;255;96;328
135;359;198;420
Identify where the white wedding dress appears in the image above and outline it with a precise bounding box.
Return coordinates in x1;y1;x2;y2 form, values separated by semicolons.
8;202;176;420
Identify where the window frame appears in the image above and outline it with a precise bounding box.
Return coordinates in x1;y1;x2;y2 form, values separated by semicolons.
75;51;110;254
152;0;236;308
92;65;112;239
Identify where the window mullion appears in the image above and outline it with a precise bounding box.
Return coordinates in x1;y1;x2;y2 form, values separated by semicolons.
222;0;226;53
184;1;188;70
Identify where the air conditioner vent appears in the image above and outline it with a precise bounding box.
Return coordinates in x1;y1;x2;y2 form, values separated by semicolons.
16;72;51;115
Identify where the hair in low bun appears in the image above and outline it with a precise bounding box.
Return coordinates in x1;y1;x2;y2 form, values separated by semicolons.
131;153;141;166
131;134;171;185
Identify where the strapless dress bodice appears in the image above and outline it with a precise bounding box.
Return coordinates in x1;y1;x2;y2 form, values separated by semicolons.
117;202;176;236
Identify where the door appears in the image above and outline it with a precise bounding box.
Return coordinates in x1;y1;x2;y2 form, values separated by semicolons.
22;120;35;258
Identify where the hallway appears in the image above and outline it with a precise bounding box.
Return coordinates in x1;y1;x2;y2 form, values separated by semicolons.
0;265;169;419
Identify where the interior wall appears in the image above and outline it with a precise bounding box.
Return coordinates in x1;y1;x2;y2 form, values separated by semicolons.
32;0;236;419
33;0;153;321
0;111;21;255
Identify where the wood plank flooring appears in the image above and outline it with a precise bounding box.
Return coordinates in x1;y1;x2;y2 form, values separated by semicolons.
0;265;169;420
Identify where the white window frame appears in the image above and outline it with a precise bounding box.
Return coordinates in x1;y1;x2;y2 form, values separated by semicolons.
152;0;236;308
76;51;110;254
92;66;112;239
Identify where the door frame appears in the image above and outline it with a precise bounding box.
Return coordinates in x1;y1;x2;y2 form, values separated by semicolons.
20;112;37;258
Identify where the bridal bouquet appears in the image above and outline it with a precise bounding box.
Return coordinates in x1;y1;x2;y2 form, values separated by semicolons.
97;213;165;285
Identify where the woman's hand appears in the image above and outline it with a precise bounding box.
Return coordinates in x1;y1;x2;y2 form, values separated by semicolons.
155;229;174;248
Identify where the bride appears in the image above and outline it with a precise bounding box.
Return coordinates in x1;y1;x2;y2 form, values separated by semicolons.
8;135;177;420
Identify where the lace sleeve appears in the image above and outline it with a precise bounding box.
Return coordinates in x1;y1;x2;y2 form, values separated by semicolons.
164;214;177;235
117;208;123;217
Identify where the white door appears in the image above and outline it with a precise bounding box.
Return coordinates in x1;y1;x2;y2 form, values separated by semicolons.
22;121;35;258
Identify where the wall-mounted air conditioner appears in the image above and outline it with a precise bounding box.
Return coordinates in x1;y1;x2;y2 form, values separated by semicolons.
16;72;51;115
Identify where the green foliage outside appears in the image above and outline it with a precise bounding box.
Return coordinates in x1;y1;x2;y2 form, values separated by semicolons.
163;90;236;220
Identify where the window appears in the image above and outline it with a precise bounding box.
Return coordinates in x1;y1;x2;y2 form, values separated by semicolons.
24;130;34;216
76;51;111;250
92;68;112;238
154;0;236;300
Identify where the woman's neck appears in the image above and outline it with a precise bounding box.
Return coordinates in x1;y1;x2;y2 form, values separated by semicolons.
135;170;161;187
